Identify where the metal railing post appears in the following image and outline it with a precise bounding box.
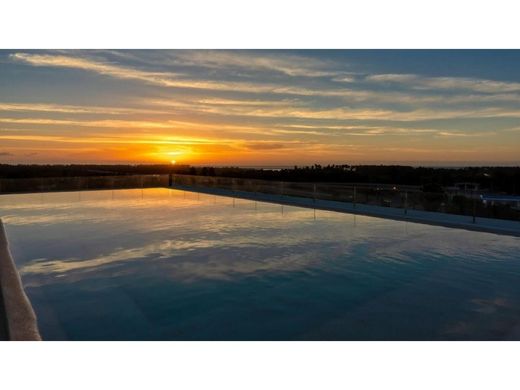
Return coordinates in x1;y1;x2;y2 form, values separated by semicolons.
232;178;236;208
472;191;476;224
313;183;316;203
353;186;357;209
404;191;408;215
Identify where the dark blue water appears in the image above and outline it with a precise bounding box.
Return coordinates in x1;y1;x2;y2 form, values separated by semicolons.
1;188;519;340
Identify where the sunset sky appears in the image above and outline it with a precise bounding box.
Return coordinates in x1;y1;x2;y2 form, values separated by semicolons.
1;50;519;166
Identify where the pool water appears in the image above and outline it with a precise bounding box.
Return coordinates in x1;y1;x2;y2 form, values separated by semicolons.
1;188;519;340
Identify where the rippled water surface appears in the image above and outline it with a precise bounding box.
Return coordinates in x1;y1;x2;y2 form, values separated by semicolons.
1;188;519;340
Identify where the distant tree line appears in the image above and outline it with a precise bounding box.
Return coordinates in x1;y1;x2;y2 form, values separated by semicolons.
0;164;178;178
1;164;519;194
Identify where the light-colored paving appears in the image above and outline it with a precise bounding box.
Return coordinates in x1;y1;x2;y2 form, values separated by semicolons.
0;219;41;341
170;184;520;237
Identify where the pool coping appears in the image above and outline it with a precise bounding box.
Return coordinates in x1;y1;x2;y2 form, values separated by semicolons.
170;184;520;237
0;219;41;341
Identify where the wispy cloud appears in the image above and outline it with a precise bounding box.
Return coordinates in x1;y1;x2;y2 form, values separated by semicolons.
0;116;501;142
0;102;166;115
10;52;300;94
366;73;520;93
2;101;520;138
8;52;370;98
10;53;186;87
0;117;175;128
169;50;343;77
12;52;520;108
0;133;239;146
144;98;520;121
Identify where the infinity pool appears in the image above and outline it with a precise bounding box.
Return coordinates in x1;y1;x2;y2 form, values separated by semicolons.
1;188;519;340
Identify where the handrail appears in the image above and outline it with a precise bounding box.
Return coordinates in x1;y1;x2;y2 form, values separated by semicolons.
169;174;520;222
0;174;169;195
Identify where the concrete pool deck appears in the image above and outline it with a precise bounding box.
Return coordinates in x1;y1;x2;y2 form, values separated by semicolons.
0;219;41;341
170;184;520;237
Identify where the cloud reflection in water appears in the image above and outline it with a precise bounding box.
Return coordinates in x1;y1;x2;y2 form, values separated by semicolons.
2;188;520;340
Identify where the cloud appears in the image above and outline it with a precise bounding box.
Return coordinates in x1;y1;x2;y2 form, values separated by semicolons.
243;142;289;150
0;117;281;139
12;53;520;108
10;52;300;94
149;89;520;112
0;117;176;129
0;151;13;156
367;74;417;83
166;50;342;77
92;50;343;78
275;124;496;138
436;131;472;137
143;99;520;121
10;52;185;86
8;52;366;98
193;97;297;107
366;73;520;93
0;102;167;115
2;100;520;138
332;75;357;83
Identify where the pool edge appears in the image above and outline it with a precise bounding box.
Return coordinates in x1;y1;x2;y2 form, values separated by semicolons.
0;219;41;341
169;184;520;238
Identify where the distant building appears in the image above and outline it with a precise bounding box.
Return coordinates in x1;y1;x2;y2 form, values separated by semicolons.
444;182;481;198
453;182;480;192
480;194;520;210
